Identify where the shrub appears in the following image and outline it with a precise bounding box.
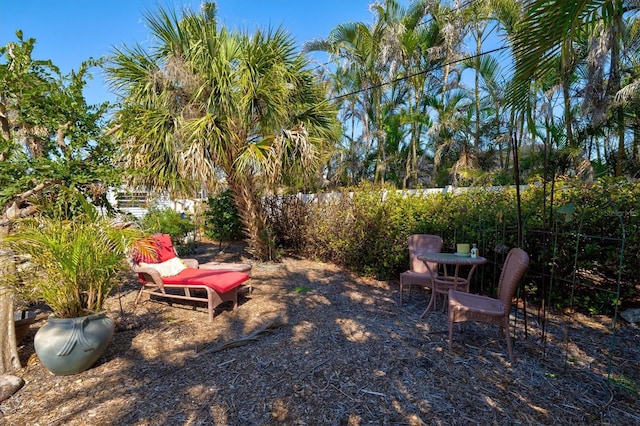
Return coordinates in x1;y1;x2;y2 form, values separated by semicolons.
264;179;638;315
204;189;244;244
262;194;308;253
140;208;195;247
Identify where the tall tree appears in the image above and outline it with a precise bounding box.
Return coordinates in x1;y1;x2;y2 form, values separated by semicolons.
0;34;116;373
394;0;445;188
426;88;471;184
464;0;493;164
105;4;337;260
509;0;640;176
306;0;412;185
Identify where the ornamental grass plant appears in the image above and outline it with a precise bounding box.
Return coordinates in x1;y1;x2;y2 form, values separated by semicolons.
3;212;144;318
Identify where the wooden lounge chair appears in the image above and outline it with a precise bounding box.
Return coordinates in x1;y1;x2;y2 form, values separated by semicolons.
399;234;443;306
132;234;250;321
447;247;529;361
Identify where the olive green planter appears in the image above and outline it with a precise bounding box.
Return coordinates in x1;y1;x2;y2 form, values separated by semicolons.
34;312;114;376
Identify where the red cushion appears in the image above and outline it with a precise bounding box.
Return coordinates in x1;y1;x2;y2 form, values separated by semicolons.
132;234;176;264
152;234;177;262
161;269;249;294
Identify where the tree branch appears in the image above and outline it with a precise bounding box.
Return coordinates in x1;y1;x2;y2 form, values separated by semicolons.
0;180;62;235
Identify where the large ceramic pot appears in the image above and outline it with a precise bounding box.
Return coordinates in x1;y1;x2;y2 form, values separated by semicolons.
34;312;114;376
14;310;37;345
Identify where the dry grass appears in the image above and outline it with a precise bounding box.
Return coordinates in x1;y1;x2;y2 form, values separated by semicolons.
1;241;638;425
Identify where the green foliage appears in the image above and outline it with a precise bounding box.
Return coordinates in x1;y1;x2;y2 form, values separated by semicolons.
267;179;639;315
2;195;144;317
105;5;338;260
204;189;244;243
0;34;119;216
140;208;195;246
296;186;520;279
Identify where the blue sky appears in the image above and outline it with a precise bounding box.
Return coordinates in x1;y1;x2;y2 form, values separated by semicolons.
1;1;398;106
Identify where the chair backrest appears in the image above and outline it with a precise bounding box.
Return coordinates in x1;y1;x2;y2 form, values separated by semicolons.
408;234;443;273
497;248;529;315
133;234;177;264
151;234;178;262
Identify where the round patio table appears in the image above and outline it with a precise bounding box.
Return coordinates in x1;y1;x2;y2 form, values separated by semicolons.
417;252;487;317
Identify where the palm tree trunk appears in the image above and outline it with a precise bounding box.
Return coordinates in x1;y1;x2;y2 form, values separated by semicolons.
474;35;482;164
226;173;271;260
562;71;574;151
403;135;413;190
373;92;386;185
615;106;625;176
632;114;640;166
403;115;421;189
610;9;624;176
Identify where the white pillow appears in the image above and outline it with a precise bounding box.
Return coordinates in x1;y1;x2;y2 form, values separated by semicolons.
139;257;187;277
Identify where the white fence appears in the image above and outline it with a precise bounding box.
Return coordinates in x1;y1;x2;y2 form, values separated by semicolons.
106;188;202;219
107;185;529;218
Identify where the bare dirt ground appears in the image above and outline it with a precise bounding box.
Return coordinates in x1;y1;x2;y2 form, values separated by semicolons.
1;241;639;425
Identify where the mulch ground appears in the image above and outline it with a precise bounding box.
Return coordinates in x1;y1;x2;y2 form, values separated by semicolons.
1;240;638;425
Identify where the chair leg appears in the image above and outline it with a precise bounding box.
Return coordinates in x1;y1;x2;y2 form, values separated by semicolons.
504;321;514;362
207;290;215;322
420;290;437;318
399;282;404;306
134;286;146;305
448;310;455;352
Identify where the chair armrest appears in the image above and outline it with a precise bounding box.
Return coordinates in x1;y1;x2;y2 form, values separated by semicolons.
181;258;199;268
132;265;164;285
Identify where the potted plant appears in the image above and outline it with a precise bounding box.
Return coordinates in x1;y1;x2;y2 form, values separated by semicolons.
2;209;143;375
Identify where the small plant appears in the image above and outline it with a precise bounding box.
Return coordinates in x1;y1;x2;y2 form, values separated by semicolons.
140;208;196;245
609;375;639;395
3;210;144;318
204;189;244;245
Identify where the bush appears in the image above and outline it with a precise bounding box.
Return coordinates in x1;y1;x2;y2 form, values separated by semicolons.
262;194;308;253
204;189;244;244
140;208;196;247
264;179;638;315
295;187;519;279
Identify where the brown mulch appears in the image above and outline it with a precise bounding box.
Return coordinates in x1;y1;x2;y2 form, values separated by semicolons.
1;241;639;425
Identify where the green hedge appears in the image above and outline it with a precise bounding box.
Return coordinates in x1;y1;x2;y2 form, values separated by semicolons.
266;178;638;315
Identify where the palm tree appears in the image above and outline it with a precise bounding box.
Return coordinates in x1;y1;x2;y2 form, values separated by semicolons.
509;0;640;176
462;53;511;172
105;4;337;259
462;0;494;165
426;88;471;184
394;1;446;188
319;60;369;186
308;0;467;188
307;0;421;186
307;20;388;184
